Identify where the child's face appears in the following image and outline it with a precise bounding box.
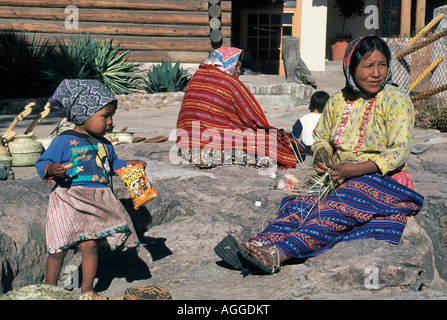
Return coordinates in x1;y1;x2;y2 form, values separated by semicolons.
75;103;116;137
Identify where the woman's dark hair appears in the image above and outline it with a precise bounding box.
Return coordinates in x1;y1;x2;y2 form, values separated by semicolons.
349;35;391;76
309;91;330;113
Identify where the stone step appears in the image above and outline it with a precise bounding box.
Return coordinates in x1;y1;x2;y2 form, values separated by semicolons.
312;60;344;77
312;70;344;77
242;81;315;106
254;94;302;109
325;60;343;67
326;60;344;73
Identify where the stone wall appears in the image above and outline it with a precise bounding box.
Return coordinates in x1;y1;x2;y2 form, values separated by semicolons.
115;92;185;111
0;98;49;115
0;80;314;115
0;92;185;116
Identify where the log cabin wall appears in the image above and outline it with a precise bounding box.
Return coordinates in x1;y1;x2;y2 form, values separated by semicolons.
0;0;232;63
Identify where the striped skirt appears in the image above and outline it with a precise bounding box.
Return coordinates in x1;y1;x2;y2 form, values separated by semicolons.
46;186;140;254
249;174;424;259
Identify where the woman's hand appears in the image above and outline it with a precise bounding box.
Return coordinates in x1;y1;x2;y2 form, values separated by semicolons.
327;161;379;185
326;163;355;185
314;160;329;174
313;147;332;174
313;147;379;184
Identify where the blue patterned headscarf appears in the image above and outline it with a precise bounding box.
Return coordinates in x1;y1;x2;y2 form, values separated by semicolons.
48;79;116;125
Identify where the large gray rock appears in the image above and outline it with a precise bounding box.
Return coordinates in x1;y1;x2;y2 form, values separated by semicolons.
1;129;447;300
0;178;52;294
0;284;76;300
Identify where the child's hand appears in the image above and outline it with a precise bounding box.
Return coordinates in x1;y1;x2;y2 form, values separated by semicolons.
126;160;147;169
47;163;68;179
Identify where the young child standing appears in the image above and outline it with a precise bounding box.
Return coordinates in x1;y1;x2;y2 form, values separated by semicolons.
35;79;145;300
292;90;330;155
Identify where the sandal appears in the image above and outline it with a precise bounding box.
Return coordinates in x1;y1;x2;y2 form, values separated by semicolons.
214;235;250;269
78;291;109;300
238;244;285;274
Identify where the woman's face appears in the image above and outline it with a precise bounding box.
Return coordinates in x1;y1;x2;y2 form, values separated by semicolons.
353;49;388;95
233;60;242;78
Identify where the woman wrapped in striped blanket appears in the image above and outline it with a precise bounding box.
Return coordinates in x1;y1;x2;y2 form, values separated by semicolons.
214;35;424;275
176;47;304;169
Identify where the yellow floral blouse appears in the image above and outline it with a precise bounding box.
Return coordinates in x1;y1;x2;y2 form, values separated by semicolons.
312;84;415;176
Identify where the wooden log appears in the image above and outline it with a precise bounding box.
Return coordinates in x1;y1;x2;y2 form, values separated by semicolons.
220;0;231;12
0;6;232;25
407;12;445;46
209;4;222;18
0;0;210;11
210;29;223;43
128;50;210;63
411;84;447;101
415;0;426;33
30;33;215;51
0;19;218;37
2;103;34;137
24;102;51;135
89;36;215;52
127;39;231;62
396;28;447;60
400;0;412;36
0;6;231;26
409;56;443;92
209;17;221;30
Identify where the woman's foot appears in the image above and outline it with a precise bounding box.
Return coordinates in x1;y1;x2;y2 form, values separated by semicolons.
243;242;288;273
215;235;289;274
214;235;251;270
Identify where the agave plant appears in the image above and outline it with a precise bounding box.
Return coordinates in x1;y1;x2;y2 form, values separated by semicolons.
144;60;190;93
92;35;142;95
0;30;51;99
41;34;96;91
42;33;141;95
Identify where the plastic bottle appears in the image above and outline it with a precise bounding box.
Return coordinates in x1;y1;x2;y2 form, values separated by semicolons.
269;172;296;191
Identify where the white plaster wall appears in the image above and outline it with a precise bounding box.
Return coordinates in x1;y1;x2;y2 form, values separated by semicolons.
300;0;328;72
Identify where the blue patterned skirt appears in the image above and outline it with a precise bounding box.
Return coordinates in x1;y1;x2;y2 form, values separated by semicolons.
249;174;424;258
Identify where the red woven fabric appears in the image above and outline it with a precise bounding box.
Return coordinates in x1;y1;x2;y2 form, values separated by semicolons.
176;64;298;168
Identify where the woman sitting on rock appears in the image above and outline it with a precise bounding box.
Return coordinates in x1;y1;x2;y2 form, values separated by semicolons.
175;47;303;169
215;35;424;274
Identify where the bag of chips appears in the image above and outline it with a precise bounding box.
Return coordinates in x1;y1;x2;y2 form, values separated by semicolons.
116;163;157;210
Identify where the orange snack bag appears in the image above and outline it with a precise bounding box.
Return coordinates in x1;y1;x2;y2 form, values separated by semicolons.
116;164;158;210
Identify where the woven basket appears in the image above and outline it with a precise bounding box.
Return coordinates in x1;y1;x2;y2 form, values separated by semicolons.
123;285;172;300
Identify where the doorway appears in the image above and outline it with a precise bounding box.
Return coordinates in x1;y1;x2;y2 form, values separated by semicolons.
239;3;297;75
